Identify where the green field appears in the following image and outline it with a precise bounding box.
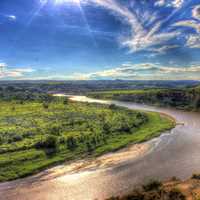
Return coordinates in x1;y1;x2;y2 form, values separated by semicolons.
0;98;175;182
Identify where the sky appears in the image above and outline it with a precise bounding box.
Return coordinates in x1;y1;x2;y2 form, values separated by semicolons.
0;0;200;80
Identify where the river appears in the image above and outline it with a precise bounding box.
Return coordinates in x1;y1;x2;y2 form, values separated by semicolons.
0;96;200;200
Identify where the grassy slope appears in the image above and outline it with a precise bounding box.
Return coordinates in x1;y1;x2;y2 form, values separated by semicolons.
0;100;174;182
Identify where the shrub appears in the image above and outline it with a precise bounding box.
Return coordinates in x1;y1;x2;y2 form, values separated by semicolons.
35;135;58;150
125;189;144;200
48;126;61;136
8;134;23;143
171;176;180;181
168;188;185;200
12;135;23;142
102;123;111;134
59;136;65;144
192;173;200;179
63;98;69;105
109;104;117;110
42;102;49;109
86;141;93;153
66;136;77;150
143;180;162;192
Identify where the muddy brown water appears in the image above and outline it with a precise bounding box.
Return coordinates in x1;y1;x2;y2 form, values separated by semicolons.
0;96;200;200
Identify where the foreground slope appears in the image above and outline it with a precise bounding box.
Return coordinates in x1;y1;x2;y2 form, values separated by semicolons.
107;175;200;200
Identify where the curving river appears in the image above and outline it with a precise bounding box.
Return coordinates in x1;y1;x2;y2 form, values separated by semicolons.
1;96;200;200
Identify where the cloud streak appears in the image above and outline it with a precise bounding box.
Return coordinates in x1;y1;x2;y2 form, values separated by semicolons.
0;63;35;79
83;0;181;52
67;63;200;80
192;5;200;20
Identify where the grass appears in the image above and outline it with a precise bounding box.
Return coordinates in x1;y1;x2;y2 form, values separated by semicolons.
0;99;175;182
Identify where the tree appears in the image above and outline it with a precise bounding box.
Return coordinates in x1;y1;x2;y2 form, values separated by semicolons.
42;102;49;109
63;98;69;105
66;136;77;150
86;141;93;153
109;104;117;110
102;122;110;134
35;135;58;150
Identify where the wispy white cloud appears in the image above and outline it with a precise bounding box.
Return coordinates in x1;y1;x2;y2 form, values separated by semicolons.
0;63;35;79
171;0;184;8
83;0;180;52
0;63;7;69
173;20;200;33
149;45;179;54
7;15;16;21
192;5;200;20
0;14;17;21
66;62;200;80
173;19;200;48
155;0;165;7
154;0;184;8
186;34;200;48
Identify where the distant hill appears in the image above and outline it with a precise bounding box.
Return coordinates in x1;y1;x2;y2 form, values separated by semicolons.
0;80;199;95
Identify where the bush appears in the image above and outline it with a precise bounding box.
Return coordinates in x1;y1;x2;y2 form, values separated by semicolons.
168;188;185;200
59;136;65;144
35;135;58;150
171;176;180;181
8;134;23;143
12;135;23;142
63;98;69;105
48;126;61;136
66;136;77;150
192;173;200;179
143;180;162;192
86;141;93;153
109;104;117;110
42;102;49;109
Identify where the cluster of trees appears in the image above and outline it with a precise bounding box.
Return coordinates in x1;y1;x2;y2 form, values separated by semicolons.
0;87;54;102
31;104;147;155
90;86;200;111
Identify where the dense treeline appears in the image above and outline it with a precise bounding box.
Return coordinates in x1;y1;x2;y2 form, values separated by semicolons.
0;80;199;95
0;85;54;102
89;86;200;111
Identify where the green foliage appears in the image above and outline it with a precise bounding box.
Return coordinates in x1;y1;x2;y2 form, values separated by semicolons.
63;98;69;105
89;86;200;111
35;135;58;150
42;102;49;109
109;104;117;110
66;136;77;150
0;99;174;182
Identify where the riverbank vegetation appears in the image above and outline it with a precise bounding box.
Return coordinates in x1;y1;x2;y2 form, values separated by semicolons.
0;96;174;182
89;86;200;111
106;179;186;200
107;174;200;200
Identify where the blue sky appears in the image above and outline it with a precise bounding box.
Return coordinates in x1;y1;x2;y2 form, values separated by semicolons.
0;0;200;80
